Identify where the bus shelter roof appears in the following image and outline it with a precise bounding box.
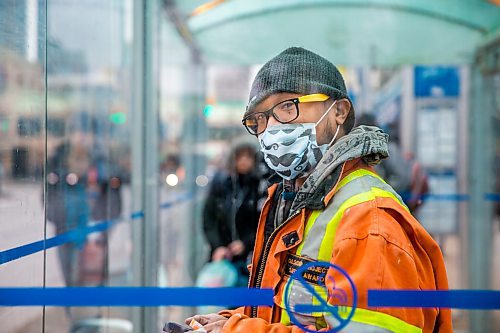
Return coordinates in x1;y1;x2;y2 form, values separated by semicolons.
172;0;500;66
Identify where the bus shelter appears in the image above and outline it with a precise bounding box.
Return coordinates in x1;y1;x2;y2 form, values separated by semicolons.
0;1;498;332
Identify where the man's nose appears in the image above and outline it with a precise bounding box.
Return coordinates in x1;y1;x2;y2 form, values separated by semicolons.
267;114;280;127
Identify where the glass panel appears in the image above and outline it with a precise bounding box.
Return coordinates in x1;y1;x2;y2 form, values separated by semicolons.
157;16;201;325
0;0;46;331
42;0;134;331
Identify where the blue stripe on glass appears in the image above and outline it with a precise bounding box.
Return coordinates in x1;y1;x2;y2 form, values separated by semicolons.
2;191;499;265
368;290;500;309
0;193;192;265
0;287;274;307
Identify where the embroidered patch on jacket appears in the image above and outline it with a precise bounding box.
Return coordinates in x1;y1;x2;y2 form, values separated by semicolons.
282;231;299;247
283;253;328;286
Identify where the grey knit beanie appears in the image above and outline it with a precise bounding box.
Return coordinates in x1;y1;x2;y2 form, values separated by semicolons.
247;47;351;112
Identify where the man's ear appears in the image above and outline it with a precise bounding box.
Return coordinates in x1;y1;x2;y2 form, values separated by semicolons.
334;98;351;125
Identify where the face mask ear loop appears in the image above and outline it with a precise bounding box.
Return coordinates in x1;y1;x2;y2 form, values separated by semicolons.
315;100;340;147
315;100;337;127
328;124;341;147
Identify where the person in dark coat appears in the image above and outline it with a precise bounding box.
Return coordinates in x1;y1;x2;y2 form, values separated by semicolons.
46;141;91;287
202;143;266;284
46;141;123;287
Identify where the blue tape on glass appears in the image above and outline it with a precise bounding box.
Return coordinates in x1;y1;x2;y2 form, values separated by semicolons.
1;287;499;310
0;287;274;307
402;192;500;202
2;190;498;266
130;211;145;219
422;194;470;202
160;192;194;209
485;193;500;202
368;290;500;309
0;220;114;265
0;192;193;265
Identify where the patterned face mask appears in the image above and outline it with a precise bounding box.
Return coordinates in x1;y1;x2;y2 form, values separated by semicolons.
259;101;339;180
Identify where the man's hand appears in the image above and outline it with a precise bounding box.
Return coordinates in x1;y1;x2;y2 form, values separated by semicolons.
212;246;232;261
185;314;228;332
203;318;228;333
228;240;245;256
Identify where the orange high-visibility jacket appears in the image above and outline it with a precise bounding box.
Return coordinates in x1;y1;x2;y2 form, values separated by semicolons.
219;158;452;333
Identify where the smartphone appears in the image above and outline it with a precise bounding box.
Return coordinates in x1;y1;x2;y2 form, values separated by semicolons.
163;321;194;333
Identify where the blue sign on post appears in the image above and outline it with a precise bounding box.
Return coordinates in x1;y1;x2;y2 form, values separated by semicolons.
414;66;460;97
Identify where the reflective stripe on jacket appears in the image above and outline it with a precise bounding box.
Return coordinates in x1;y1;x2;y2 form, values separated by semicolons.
220;158;453;333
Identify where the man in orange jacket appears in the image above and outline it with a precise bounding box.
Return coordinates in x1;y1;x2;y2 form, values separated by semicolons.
187;47;452;333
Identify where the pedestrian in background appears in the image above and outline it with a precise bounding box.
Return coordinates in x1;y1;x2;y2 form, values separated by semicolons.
46;141;91;287
46;140;123;288
202;142;266;286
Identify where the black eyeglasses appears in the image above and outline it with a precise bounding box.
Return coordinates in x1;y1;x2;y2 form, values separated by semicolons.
242;94;330;135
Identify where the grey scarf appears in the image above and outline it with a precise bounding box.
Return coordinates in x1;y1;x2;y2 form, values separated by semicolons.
290;125;389;212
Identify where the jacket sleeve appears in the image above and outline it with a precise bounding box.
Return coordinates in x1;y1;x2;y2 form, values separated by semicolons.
219;312;392;333
219;308;326;333
216;236;424;333
324;236;423;331
218;205;433;333
221;315;318;333
325;205;433;332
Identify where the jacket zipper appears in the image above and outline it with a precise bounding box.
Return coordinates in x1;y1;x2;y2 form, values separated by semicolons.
250;163;346;317
251;209;301;318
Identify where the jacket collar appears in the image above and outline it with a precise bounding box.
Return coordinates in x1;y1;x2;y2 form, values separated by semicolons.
290;125;389;212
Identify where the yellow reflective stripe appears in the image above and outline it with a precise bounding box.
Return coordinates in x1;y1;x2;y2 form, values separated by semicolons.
336;169;409;212
296;210;321;255
371;187;410;213
311;286;328;317
280;306;290;325
336;169;386;191
298;93;329;103
318;186;409;261
318;190;375;261
340;307;422;333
